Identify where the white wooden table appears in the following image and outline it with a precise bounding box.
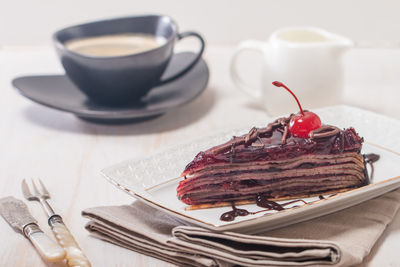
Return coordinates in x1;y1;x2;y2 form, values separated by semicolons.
0;45;399;267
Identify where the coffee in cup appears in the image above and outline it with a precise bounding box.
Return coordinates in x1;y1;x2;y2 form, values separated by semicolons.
64;33;167;57
54;15;205;106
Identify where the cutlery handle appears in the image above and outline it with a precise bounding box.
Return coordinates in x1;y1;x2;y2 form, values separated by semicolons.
24;223;66;262
50;216;91;267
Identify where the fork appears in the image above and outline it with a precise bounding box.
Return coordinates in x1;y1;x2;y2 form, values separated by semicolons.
22;179;91;267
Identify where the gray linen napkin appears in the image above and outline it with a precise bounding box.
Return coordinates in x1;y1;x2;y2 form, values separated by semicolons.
82;188;400;267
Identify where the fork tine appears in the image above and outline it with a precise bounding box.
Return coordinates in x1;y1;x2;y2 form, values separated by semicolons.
38;178;50;197
31;179;41;195
21;179;33;199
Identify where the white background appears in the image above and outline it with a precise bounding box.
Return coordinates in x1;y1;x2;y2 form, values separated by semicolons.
1;0;400;46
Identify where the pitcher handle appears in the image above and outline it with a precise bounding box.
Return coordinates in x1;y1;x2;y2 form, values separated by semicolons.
230;40;265;99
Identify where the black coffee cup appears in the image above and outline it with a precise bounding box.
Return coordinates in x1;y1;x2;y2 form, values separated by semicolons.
53;15;205;106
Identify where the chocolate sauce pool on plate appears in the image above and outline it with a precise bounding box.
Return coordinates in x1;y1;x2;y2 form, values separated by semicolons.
220;203;249;222
256;195;284;210
220;196;306;222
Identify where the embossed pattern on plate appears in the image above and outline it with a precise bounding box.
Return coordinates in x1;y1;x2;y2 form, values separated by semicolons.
102;106;400;233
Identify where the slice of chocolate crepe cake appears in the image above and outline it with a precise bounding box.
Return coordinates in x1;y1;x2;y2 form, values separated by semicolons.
177;115;368;208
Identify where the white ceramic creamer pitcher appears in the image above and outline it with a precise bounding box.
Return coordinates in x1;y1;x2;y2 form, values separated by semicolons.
230;27;353;116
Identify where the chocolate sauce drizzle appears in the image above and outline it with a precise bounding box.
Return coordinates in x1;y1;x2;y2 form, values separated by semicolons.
220;195;307;222
308;125;340;139
339;131;345;153
364;153;380;182
211;116;292;155
229;143;236;163
256;194;284;210
220;203;249;222
281;125;289;144
212;115;342;159
245;127;258;145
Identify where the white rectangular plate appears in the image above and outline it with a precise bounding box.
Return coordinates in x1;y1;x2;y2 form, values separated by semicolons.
101;106;400;233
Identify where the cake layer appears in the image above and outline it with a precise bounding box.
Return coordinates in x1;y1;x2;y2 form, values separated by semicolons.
186;176;360;204
177;153;365;202
178;170;366;203
180;152;364;185
179;173;365;205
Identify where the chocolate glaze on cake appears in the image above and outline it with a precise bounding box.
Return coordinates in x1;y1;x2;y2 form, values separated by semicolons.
177;114;368;206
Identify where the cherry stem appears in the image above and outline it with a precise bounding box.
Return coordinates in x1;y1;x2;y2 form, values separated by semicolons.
272;81;304;116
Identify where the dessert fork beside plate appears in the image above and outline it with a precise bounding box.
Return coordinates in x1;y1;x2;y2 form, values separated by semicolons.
22;179;91;267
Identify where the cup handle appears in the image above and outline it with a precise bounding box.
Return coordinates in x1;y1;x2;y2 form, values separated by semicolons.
230;40;265;98
156;31;205;85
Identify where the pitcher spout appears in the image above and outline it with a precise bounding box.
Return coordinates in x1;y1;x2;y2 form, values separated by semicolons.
329;33;354;53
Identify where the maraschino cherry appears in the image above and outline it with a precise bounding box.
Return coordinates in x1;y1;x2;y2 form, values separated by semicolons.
272;81;321;138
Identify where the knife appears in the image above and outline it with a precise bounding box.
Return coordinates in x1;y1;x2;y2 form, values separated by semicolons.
0;196;65;262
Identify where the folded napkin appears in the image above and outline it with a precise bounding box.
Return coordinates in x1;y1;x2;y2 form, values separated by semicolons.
82;188;400;267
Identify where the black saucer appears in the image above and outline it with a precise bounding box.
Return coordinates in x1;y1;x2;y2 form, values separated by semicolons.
12;52;209;123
